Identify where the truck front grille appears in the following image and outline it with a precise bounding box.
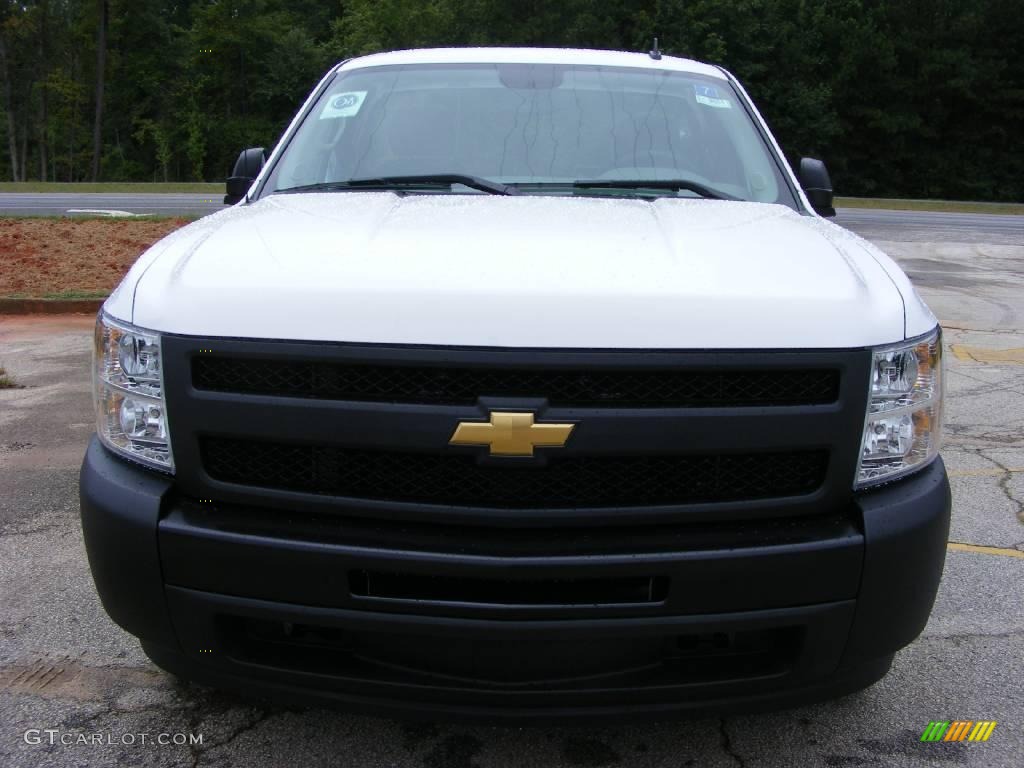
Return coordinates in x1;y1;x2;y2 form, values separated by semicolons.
201;437;828;509
193;356;839;408
163;336;869;522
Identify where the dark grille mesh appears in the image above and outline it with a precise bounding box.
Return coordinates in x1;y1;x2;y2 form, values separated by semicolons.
201;437;828;508
192;357;839;407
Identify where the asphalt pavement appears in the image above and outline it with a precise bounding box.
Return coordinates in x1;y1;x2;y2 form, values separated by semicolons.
1;210;1022;766
1;190;1023;246
834;208;1024;246
0;192;225;218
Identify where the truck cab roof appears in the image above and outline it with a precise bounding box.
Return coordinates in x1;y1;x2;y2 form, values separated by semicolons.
341;46;728;79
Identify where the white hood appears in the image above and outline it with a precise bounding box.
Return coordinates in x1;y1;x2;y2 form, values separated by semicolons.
108;193;931;349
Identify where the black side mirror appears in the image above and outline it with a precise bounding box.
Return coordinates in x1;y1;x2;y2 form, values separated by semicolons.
224;147;266;205
798;157;835;217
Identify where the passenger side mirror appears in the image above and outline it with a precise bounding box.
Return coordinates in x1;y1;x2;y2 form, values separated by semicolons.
798;157;835;218
224;147;266;205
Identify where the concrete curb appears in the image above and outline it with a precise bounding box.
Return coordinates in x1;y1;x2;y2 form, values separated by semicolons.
0;298;104;315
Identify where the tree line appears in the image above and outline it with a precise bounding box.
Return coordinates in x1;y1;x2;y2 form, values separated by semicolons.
1;0;1021;201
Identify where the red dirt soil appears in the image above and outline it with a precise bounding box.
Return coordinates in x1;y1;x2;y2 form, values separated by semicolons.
0;218;190;297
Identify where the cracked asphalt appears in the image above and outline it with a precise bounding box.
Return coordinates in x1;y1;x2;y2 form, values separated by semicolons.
2;215;1023;767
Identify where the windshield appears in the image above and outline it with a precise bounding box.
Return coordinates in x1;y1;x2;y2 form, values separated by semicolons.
262;63;796;206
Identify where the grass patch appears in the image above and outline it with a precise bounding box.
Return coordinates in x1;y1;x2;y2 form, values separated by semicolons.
835;197;1024;215
39;289;111;300
0;367;19;389
0;182;221;194
10;214;201;223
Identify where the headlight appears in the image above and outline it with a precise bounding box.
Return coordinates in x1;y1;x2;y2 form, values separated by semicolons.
856;328;942;488
94;314;174;472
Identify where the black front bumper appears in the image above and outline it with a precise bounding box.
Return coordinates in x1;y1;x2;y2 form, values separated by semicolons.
80;437;950;722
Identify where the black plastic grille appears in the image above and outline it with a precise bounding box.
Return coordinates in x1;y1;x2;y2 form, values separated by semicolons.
201;437;828;508
223;617;801;688
192;357;839;408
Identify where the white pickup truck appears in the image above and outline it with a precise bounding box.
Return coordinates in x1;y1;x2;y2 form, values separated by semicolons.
81;47;950;721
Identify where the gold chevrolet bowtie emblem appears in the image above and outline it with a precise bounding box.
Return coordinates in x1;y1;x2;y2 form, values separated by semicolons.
449;412;575;456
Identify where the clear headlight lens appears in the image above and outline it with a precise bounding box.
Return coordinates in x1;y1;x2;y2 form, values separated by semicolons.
94;314;174;471
856;328;942;488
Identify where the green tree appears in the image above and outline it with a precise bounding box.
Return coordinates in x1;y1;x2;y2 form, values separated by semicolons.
0;0;1017;199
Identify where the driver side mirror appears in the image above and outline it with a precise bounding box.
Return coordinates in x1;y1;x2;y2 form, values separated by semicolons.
224;147;266;205
798;157;835;217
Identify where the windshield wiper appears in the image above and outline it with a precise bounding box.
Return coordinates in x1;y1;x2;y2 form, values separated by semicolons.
277;174;519;196
571;179;739;201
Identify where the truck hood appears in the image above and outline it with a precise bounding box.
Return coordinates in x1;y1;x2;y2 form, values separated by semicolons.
113;193;930;348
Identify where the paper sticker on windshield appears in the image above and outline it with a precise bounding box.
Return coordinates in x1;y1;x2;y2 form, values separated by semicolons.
319;91;367;119
694;84;731;109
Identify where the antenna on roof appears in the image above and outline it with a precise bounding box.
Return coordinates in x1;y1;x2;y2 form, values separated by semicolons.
649;37;662;60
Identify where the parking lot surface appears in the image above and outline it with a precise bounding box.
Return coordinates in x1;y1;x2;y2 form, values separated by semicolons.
1;214;1022;766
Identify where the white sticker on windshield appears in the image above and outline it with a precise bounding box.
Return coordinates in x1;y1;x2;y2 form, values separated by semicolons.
319;91;367;119
694;84;731;109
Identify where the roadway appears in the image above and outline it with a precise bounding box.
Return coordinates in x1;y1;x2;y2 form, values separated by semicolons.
0;191;1022;245
834;208;1024;246
0;192;224;218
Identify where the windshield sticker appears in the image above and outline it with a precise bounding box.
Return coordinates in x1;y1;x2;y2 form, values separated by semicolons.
694;84;731;109
319;91;367;119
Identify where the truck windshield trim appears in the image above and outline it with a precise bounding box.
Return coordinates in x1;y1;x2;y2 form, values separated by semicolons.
275;173;521;196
